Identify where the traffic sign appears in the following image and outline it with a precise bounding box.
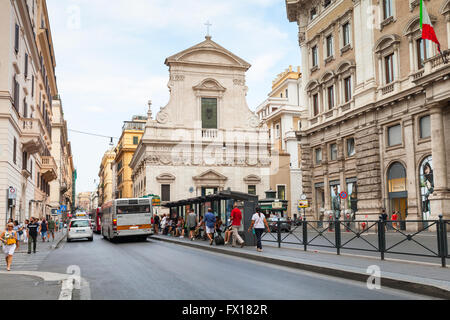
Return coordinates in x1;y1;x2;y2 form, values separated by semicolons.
340;191;348;200
298;200;309;208
60;205;67;211
300;194;307;201
8;187;16;199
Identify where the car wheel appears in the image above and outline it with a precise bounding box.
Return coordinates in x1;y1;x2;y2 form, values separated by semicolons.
88;237;93;242
67;238;71;242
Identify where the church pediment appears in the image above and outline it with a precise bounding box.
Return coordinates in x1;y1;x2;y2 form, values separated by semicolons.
193;78;226;93
193;169;228;182
165;36;251;70
243;174;261;184
156;173;176;183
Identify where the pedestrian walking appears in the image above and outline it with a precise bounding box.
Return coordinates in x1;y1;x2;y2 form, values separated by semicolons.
1;223;18;271
392;211;398;230
248;207;270;252
201;208;216;246
27;218;39;254
153;214;160;235
48;218;56;241
23;219;29;243
186;209;198;241
13;220;23;242
380;208;388;231
39;218;48;242
230;202;245;248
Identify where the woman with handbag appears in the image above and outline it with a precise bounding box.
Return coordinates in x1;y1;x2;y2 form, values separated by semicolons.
1;223;18;271
248;207;270;252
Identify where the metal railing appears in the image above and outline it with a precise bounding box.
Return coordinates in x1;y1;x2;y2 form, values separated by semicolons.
261;215;449;267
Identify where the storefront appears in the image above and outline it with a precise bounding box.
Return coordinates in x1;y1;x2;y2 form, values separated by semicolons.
387;162;407;230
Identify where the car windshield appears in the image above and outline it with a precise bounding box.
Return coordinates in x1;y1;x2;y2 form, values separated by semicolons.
116;205;151;214
70;220;90;228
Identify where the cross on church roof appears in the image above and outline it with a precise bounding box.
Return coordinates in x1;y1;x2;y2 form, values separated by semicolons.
204;20;212;38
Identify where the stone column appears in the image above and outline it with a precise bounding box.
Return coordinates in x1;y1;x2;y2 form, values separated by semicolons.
403;117;419;231
429;103;450;219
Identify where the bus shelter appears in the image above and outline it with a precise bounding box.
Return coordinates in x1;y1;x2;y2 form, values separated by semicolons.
258;190;288;218
163;190;258;246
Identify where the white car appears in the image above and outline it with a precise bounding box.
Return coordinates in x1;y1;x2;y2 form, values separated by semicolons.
67;219;94;242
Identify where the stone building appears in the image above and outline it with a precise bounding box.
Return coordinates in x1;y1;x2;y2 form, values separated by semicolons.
0;0;63;227
114;115;147;199
49;96;74;217
76;192;91;212
286;0;450;228
255;66;307;217
130;36;271;214
98;148;115;206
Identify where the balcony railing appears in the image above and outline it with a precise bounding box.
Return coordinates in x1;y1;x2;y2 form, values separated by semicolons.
123;122;146;131
381;83;395;95
202;129;218;139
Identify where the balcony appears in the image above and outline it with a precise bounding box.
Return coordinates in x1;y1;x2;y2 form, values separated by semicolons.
202;129;218;139
41;156;58;182
21;118;46;155
414;50;450;85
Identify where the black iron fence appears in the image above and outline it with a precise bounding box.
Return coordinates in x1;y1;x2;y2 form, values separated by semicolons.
261;215;449;267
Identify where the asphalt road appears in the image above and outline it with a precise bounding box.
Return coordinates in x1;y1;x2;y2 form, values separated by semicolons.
39;234;434;300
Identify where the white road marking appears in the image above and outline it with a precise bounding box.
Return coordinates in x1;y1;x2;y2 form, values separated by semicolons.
0;270;91;300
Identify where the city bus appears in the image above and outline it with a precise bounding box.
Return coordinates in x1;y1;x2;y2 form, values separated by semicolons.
91;208;102;234
101;198;153;241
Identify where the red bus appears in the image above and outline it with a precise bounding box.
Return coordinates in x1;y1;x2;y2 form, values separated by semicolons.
93;207;102;234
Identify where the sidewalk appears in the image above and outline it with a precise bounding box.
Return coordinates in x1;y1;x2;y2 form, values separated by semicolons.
15;229;66;253
0;229;66;272
151;234;450;299
0;273;61;300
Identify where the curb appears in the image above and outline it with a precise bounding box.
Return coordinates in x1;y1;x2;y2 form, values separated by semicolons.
151;236;450;300
51;231;67;250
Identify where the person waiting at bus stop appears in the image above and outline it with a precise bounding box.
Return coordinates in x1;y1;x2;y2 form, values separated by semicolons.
200;208;216;246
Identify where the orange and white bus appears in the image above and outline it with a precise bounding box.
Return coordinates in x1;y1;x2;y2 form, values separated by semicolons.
101;198;153;241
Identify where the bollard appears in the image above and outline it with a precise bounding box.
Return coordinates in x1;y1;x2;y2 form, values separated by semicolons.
437;215;447;268
277;219;281;248
303;218;308;252
378;216;386;261
335;217;341;255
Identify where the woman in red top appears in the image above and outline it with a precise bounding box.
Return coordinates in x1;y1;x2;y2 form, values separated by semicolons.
392;211;398;230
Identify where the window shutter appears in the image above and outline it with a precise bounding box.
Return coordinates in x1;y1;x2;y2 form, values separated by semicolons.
15;24;19;53
25;53;28;78
201;98;218;129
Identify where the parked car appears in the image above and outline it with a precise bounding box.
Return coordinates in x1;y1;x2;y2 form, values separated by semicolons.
67;219;94;242
268;218;291;233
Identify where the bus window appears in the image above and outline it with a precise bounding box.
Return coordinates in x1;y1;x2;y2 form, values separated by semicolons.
116;205;151;214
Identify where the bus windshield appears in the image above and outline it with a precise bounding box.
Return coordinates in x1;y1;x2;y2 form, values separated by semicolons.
116;205;151;214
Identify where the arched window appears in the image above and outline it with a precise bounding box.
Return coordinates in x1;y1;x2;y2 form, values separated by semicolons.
375;35;401;88
388;162;406;194
419;156;433;221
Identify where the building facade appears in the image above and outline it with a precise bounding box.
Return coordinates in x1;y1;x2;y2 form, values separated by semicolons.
114;116;147;199
98;148;115;206
255;66;307;217
130;36;271;213
0;0;62;228
286;0;450;229
76;192;91;212
49;96;74;217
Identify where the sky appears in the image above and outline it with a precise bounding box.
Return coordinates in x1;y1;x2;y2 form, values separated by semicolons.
46;0;301;193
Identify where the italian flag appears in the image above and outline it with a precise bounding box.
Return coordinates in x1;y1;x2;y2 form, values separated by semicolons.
420;0;441;52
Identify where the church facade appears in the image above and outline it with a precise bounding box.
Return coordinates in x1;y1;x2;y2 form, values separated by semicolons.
130;37;271;212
